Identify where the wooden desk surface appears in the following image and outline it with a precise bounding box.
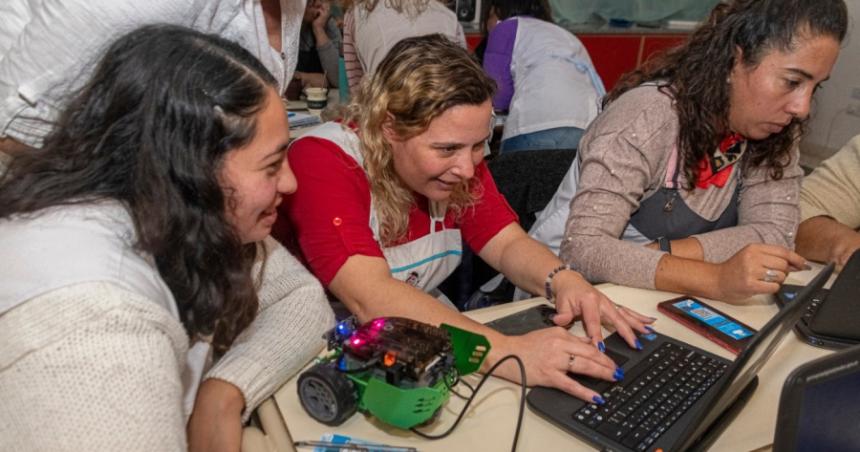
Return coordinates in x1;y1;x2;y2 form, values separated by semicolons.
274;268;832;451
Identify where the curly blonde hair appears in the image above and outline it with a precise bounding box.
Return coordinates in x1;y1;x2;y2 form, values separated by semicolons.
346;34;495;246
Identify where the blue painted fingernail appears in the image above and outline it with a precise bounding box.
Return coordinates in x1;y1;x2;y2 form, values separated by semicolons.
613;367;625;381
592;395;606;405
598;341;606;353
645;325;656;333
635;339;643;350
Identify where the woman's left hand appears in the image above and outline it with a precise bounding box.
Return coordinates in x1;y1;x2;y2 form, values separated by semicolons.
551;269;655;350
187;378;245;452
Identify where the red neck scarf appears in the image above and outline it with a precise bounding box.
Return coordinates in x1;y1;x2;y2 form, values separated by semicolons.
695;133;746;189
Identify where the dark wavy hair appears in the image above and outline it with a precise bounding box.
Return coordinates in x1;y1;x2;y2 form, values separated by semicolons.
605;0;847;189
487;0;552;22
0;25;278;353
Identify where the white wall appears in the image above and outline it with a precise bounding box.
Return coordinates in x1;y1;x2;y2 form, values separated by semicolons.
801;0;860;166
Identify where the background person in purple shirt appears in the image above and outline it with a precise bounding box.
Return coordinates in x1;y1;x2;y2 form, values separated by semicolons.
482;0;604;153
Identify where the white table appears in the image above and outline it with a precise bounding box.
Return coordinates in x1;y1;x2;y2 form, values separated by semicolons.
274;267;832;451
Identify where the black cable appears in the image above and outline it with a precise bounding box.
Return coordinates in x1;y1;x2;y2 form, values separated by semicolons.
444;375;465;400
411;354;527;452
443;369;474;400
448;383;471;400
457;375;476;394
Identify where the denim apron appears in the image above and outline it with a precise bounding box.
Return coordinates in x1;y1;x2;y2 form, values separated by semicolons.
626;146;740;241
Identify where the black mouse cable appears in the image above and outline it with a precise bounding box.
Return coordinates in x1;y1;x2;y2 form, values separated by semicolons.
444;369;476;400
411;354;527;452
457;376;476;394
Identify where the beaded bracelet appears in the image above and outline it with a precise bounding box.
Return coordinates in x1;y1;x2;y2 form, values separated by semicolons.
544;264;571;302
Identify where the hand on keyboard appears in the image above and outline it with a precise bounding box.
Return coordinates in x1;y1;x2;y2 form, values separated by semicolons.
497;326;625;404
551;269;656;351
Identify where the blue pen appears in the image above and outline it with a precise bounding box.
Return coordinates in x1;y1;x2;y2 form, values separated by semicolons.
288;111;296;118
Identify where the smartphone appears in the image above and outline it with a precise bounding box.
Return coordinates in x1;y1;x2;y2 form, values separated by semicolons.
657;296;756;355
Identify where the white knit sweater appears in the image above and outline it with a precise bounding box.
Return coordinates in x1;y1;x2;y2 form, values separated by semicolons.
0;236;334;450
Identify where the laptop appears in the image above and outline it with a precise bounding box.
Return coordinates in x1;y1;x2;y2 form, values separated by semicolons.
776;250;860;349
773;344;860;452
488;264;834;452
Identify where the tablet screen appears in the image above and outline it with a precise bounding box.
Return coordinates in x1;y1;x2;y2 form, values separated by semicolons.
795;369;860;450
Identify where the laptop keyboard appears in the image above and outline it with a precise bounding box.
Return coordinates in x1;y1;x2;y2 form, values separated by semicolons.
572;342;728;451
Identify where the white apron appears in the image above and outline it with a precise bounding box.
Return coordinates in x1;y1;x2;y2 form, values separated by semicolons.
305;123;463;307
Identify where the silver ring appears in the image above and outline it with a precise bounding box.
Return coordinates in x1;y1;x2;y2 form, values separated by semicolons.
763;268;778;283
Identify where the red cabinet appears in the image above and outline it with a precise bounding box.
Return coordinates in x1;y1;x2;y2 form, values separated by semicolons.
466;31;688;92
577;33;688;91
465;34;483;52
577;35;641;91
641;36;688;63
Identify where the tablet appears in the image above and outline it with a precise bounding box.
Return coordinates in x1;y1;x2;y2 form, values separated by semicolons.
773;345;860;451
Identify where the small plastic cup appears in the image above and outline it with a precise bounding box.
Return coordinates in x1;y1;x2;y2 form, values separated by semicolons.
305;87;328;115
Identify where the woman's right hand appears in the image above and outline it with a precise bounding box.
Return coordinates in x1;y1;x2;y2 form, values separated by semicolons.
715;243;807;302
493;327;623;404
551;269;654;350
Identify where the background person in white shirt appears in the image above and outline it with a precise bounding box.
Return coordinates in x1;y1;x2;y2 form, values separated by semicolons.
342;0;465;96
0;0;306;155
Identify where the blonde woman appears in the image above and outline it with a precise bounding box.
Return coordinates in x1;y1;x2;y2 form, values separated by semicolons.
276;34;654;403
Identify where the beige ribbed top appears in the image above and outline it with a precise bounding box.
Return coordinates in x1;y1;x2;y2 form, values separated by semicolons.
800;134;860;228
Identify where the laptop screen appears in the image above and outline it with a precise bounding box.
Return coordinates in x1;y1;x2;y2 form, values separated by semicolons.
678;264;835;449
794;364;860;449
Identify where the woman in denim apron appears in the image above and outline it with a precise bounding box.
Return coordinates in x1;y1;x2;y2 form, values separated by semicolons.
530;0;847;303
282;34;655;404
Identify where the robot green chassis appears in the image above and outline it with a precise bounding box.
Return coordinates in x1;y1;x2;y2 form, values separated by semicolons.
297;317;491;429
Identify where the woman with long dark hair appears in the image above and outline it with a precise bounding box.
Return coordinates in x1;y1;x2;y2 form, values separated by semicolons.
529;0;847;303
0;25;333;451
